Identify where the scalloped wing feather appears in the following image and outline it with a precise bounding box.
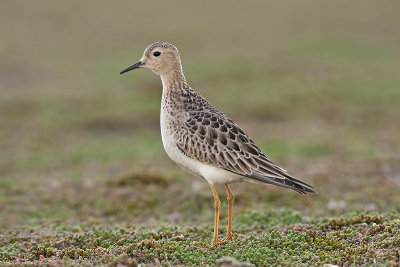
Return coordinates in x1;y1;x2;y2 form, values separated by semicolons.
176;111;316;194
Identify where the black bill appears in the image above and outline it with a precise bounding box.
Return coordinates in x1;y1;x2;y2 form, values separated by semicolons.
120;61;142;74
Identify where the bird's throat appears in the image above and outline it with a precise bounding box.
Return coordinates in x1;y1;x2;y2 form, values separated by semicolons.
161;69;186;91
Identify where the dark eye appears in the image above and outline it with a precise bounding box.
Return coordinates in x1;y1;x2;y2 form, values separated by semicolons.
153;51;161;57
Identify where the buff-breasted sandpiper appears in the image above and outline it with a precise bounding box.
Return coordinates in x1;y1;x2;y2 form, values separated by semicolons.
120;42;316;247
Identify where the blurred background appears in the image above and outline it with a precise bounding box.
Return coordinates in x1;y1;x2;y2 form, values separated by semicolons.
1;1;399;230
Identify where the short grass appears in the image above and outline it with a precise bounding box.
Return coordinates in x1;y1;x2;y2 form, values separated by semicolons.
1;0;400;265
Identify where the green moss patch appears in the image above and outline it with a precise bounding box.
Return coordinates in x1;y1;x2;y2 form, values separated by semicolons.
1;211;399;266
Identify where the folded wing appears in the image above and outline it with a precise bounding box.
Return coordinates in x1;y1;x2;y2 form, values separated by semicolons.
176;111;316;194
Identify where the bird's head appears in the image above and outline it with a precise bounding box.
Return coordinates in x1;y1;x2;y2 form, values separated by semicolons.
120;42;182;76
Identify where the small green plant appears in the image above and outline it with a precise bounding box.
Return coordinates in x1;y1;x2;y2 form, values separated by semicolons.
1;211;399;266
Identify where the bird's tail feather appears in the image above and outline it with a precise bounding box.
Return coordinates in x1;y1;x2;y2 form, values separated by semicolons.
250;170;316;194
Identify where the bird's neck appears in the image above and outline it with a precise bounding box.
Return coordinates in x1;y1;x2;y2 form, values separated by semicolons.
160;69;196;111
160;69;189;94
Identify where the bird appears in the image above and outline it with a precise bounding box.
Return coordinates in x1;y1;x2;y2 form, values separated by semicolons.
120;42;316;247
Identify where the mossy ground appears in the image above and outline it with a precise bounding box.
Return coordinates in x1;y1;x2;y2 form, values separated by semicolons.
1;1;400;266
1;211;399;266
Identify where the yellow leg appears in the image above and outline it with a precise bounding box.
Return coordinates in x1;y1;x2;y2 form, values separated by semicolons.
210;185;223;247
223;184;235;241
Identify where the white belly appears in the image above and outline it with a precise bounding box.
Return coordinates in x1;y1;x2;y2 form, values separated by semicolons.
160;106;244;185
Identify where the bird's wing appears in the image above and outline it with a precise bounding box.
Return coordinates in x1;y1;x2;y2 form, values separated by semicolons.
176;111;316;194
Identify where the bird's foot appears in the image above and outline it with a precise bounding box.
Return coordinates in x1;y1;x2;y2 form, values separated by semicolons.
210;238;223;247
222;233;233;241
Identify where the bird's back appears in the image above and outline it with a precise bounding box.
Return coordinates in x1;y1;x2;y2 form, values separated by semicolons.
161;82;315;194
